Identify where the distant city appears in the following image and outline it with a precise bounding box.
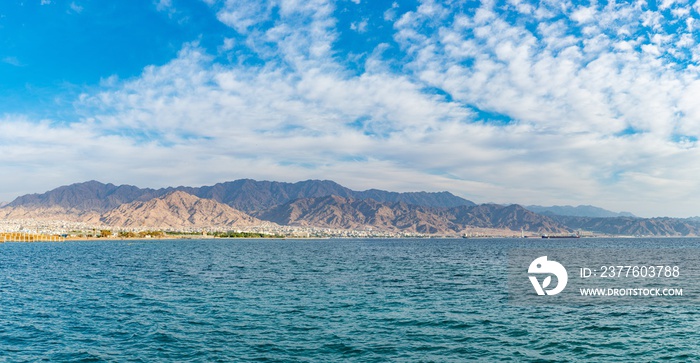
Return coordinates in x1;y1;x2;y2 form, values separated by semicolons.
1;179;699;239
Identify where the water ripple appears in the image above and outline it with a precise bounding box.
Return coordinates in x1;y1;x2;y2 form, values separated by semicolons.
0;238;699;361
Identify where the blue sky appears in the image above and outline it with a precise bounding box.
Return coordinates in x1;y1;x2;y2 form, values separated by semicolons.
2;0;700;217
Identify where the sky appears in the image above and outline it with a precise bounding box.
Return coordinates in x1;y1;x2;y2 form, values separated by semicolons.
1;0;700;217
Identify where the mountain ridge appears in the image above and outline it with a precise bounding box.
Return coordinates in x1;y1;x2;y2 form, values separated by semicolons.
257;196;570;234
525;205;636;218
97;191;267;229
7;179;474;213
3;180;700;236
8;180;161;212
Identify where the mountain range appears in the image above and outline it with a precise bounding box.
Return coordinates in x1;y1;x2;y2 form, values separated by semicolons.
2;179;699;236
525;205;636;218
7;179;475;213
96;191;268;229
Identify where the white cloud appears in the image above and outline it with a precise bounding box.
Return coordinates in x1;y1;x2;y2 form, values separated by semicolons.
659;0;684;11
220;37;235;52
350;19;368;33
385;0;700;216
6;0;700;218
154;0;178;17
66;32;696;216
69;2;83;13
216;0;273;34
2;57;23;67
570;6;596;24
508;0;534;15
155;0;172;12
384;2;399;21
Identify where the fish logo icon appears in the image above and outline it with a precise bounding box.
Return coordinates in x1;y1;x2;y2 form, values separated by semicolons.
528;256;568;296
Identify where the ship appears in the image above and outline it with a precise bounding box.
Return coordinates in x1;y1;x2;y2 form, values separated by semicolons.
541;233;580;239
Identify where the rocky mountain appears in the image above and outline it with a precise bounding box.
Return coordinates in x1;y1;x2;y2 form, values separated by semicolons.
258;195;454;233
258;196;569;234
444;204;568;233
353;189;474;208
6;179;474;213
8;181;163;212
97;191;266;229
552;216;700;236
174;179;357;212
172;179;475;212
5;179;700;236
0;205;100;222
525;205;636;218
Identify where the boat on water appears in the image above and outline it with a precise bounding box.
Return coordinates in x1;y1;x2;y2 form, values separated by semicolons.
541;234;580;239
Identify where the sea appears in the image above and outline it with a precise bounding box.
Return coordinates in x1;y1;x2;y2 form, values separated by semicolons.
0;237;699;362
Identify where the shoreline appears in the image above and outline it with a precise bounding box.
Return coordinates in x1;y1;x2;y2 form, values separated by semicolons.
2;235;696;243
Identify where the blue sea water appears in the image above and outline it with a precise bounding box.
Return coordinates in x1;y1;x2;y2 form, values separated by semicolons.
0;238;699;362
